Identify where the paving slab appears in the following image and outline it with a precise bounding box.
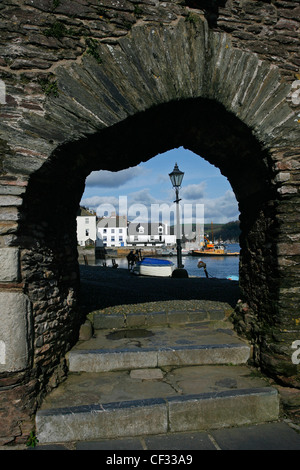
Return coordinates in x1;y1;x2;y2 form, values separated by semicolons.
76;437;145;451
210;422;300;450
38;365;271;410
75;432;216;451
28;422;300;451
143;432;216;451
73;322;243;351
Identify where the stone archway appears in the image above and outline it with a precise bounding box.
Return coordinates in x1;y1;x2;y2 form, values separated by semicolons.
0;16;299;443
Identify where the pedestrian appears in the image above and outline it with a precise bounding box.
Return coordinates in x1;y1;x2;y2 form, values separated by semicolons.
127;250;136;270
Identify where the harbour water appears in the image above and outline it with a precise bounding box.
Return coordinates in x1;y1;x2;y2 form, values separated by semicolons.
95;244;240;280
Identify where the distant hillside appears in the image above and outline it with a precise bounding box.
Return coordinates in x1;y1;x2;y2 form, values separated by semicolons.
204;221;240;242
178;220;240;243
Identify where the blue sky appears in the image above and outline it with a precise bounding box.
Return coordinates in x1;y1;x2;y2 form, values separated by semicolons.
81;147;240;225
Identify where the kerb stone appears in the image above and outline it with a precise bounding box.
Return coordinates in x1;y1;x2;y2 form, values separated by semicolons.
36;399;168;443
168;388;280;432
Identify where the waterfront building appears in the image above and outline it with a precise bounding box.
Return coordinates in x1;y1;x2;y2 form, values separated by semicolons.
76;207;97;246
127;222;175;247
97;212;128;247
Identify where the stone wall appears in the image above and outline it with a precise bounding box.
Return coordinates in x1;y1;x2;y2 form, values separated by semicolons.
219;0;300;82
0;0;299;444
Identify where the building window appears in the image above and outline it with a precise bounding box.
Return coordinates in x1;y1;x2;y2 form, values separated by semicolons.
85;229;89;236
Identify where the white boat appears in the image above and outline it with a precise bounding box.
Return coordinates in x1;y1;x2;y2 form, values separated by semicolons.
156;248;176;256
156;247;190;256
133;257;175;277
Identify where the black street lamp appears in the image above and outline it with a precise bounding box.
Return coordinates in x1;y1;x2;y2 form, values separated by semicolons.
169;163;184;271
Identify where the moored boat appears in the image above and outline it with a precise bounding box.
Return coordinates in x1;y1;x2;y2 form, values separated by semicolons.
191;223;240;256
133;257;175;277
156;247;190;257
156;247;176;256
191;245;239;256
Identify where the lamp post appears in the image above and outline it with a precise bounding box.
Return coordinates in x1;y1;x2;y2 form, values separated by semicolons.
169;163;184;270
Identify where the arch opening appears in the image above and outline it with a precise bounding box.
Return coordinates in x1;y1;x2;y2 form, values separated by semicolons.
18;97;280;386
82;146;240;242
79;146;241;309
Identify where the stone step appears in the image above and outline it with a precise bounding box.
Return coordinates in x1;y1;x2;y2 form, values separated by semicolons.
67;323;251;372
36;307;278;445
68;343;251;372
90;304;231;330
35;365;280;444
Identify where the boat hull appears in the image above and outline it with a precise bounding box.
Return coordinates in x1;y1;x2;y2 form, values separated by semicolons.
191;250;239;257
133;258;175;277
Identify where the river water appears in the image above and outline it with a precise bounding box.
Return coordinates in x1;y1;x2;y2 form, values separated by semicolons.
95;243;240;280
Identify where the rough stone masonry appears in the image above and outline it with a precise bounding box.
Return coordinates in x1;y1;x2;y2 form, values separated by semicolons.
0;0;299;444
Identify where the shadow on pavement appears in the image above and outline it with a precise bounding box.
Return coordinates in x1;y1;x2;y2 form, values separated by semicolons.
79;265;240;313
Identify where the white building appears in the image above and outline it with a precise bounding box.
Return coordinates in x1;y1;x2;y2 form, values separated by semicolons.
127;222;176;247
97;213;127;247
76;207;97;246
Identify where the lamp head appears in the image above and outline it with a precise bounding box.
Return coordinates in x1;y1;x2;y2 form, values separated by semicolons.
169;163;184;188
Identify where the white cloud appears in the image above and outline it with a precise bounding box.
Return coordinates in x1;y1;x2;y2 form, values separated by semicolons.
128;188;158;206
81;195;119;215
85;166;145;188
181;182;206;200
81;189;239;224
200;190;239;223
